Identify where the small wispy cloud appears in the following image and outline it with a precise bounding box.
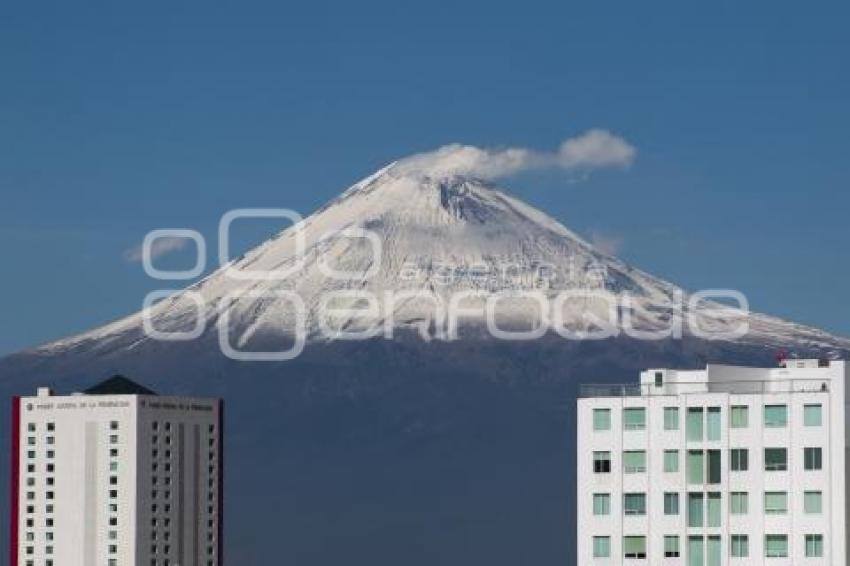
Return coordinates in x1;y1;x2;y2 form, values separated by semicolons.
124;236;188;262
394;129;636;180
590;231;624;256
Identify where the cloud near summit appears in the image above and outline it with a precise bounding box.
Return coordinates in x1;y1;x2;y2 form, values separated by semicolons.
395;129;636;180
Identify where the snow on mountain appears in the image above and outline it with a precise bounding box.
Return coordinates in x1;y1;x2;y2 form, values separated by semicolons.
29;151;850;360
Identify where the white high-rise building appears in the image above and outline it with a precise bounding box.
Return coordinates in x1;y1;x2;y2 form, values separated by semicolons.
577;359;848;565
10;375;223;566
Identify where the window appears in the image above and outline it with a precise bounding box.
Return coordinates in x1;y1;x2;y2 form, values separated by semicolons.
592;536;610;558
706;407;721;441
687;450;704;484
623;451;646;473
707;536;721;566
592;493;610;515
688;493;704;528
764;492;787;515
730;405;748;428
765;535;788;558
688;537;704;565
764;405;787;428
707;493;721;527
764;448;787;471
664;535;680;558
804;404;822;427
730;448;748;471
804;491;822;514
804;447;822;470
592;409;611;431
623;408;646;431
687;407;704;441
655;371;664;387
664;450;679;473
730;492;748;514
664;492;679;515
730;535;749;558
805;534;824;558
624;493;646;515
623;536;646;559
707;450;721;484
664;407;679;430
593;451;611;473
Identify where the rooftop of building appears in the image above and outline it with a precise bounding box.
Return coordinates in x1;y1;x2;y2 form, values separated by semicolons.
579;359;845;398
83;375;157;396
34;374;158;398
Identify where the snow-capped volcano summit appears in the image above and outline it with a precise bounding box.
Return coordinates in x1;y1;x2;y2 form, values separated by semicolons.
29;157;849;360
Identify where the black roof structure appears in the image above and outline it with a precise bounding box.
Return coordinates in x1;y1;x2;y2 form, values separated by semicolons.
84;375;157;396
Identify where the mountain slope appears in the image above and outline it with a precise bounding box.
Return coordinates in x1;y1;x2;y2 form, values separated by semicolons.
22;157;850;361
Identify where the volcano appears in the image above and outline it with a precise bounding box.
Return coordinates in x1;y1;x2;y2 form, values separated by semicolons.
1;152;848;565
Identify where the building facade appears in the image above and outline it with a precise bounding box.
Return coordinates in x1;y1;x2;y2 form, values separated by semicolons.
10;376;223;566
577;359;848;565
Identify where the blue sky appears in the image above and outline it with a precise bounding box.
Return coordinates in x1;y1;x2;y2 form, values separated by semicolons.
1;0;848;355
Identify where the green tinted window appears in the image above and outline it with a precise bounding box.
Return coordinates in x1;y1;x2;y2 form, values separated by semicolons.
730;492;748;514
707;536;721;566
687;450;704;484
624;493;646;515
664;450;679;473
764;405;787;427
731;535;748;557
804;491;822;514
592;408;611;431
664;535;680;557
664;492;679;515
805;534;823;558
764;492;787;515
688;493;704;528
664;407;679;430
707;493;721;527
765;535;787;558
623;536;646;559
804;404;822;427
623;408;646;431
688;536;704;566
687;407;704;441
706;407;721;441
593;493;610;515
730;405;748;428
730;448;748;471
623;451;646;473
593;536;610;558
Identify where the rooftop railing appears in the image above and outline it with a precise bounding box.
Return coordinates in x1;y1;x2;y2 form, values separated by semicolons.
579;378;830;398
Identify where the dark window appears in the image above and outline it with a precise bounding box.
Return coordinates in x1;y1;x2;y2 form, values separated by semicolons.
804;448;823;471
593;451;612;473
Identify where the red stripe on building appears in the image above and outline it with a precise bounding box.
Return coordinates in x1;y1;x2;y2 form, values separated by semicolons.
9;396;20;566
218;400;224;566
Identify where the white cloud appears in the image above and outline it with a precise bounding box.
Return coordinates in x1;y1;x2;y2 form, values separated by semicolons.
394;129;636;180
124;236;188;262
